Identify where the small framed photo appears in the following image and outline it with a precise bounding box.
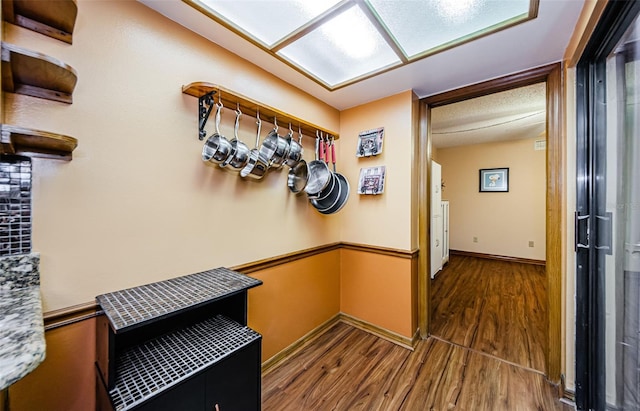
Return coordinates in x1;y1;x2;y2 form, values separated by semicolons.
358;166;386;195
356;127;384;157
479;168;509;192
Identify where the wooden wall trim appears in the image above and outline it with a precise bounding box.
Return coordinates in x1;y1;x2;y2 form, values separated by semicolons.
340;242;418;259
422;63;560;108
43;301;101;331
231;242;342;274
43;242;417;329
450;250;546;266
564;0;610;67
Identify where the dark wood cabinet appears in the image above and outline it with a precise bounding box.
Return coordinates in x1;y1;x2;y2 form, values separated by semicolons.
95;267;262;411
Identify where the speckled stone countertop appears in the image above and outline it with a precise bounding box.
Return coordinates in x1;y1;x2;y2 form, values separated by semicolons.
0;253;45;391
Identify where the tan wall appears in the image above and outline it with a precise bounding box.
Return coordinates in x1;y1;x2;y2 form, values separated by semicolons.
338;91;415;251
8;319;96;411
247;250;341;361
340;249;417;338
437;137;546;260
2;0;341;312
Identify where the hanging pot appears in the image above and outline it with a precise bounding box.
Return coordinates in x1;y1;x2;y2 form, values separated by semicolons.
240;114;269;179
283;125;304;168
287;159;308;193
222;107;250;170
202;102;233;164
304;132;332;197
316;137;350;214
318;173;350;214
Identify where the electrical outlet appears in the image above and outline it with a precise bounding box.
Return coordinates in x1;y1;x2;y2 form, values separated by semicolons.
473;237;478;243
529;241;534;247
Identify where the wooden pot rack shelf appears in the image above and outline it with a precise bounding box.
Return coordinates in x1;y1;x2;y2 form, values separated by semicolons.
0;124;78;161
182;82;339;141
2;0;78;44
1;42;78;104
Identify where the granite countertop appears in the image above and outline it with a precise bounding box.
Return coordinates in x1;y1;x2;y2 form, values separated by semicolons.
0;253;45;391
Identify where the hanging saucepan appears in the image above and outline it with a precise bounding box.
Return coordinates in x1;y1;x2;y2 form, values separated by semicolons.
202;102;233;164
240;113;269;179
269;123;291;169
287;126;307;193
221;107;250;170
317;137;350;214
304;132;332;197
310;136;341;211
283;124;304;168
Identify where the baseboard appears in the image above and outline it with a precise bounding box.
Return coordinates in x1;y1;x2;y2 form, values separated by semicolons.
450;249;546;266
261;312;418;376
338;313;417;351
261;314;342;376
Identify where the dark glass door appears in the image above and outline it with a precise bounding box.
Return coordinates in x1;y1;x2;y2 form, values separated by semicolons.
576;2;640;410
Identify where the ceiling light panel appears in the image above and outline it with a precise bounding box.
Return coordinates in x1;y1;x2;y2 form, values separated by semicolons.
277;4;401;87
367;0;533;58
196;0;341;47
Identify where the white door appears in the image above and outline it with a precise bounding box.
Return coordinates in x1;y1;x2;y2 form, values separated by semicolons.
431;161;442;278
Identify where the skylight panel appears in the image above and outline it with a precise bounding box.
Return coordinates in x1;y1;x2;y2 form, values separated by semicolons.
367;0;532;58
195;0;341;47
276;4;401;87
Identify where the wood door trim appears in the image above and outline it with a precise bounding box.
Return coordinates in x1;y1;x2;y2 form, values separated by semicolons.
418;62;565;383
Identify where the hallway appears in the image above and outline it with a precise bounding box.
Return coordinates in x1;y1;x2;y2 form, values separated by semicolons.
431;254;547;373
262;256;563;410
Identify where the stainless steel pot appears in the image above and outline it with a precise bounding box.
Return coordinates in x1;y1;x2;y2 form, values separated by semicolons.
264;125;291;169
202;102;232;164
222;108;250;170
240;115;270;179
318;173;350;214
283;125;303;168
310;172;340;210
304;133;332;196
315;137;350;214
287;159;308;193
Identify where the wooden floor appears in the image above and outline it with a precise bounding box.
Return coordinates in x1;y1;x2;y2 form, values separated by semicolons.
262;256;564;410
431;255;547;373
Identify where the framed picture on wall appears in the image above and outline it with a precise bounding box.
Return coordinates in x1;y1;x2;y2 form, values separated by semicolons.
479;168;509;192
356;127;384;157
358;166;386;195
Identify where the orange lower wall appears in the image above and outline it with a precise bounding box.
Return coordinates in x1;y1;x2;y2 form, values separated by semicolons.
5;246;413;410
340;249;418;338
247;250;341;361
8;318;96;411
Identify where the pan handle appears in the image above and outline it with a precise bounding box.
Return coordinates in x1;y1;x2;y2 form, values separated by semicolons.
319;132;325;162
331;137;337;172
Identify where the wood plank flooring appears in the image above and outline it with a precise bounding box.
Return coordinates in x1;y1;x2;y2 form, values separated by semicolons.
431;255;547;372
262;322;564;410
262;256;562;410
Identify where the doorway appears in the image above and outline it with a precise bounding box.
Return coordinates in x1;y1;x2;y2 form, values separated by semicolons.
417;63;564;383
427;83;548;372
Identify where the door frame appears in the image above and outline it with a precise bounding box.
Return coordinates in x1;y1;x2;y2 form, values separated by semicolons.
417;63;564;383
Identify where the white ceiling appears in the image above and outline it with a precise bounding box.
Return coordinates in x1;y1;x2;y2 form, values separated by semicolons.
139;0;584;111
431;82;546;148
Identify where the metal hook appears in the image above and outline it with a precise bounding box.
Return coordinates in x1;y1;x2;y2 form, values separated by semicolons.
273;116;278;132
234;107;242;140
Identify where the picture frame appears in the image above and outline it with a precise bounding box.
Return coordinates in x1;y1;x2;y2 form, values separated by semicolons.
358;166;386;195
479;168;509;192
356;127;384;157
